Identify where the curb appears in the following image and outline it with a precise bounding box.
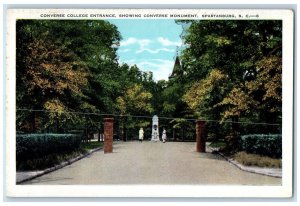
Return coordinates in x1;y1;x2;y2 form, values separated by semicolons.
208;146;282;178
17;147;102;184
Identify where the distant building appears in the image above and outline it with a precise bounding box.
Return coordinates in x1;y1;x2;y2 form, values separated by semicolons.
169;56;182;80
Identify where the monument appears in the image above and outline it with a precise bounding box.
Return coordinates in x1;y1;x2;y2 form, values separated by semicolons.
151;115;160;141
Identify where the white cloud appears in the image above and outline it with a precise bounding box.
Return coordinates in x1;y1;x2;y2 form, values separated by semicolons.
120;38;137;46
118;58;174;81
136;59;174;81
120;37;151;47
118;48;131;53
138;39;152;47
157;37;182;47
118;38;177;80
136;48;174;54
119;37;180;54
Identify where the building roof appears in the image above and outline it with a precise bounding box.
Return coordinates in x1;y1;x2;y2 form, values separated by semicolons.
169;56;181;79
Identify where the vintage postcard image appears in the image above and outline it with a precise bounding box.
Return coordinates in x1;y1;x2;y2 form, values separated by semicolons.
5;9;294;197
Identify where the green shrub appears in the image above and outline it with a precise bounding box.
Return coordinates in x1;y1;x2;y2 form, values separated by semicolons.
16;133;82;162
240;134;282;158
17;149;85;171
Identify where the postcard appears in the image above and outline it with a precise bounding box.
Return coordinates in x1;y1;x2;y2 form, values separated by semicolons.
5;8;294;197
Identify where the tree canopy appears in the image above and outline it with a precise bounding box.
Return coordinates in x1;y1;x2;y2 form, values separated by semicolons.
16;19;282;139
178;20;282;128
16;20;156;132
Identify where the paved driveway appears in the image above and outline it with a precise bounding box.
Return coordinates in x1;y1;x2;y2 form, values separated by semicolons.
23;141;281;185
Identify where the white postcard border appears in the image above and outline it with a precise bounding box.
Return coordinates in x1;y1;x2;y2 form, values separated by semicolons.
5;9;294;198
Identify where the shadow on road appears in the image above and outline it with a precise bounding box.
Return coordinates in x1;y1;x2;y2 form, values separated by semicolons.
198;151;226;161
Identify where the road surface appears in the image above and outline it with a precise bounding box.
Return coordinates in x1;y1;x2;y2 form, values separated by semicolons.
23;141;281;185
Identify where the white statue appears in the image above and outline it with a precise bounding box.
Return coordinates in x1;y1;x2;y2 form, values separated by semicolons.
162;128;167;143
139;128;144;142
151;115;159;141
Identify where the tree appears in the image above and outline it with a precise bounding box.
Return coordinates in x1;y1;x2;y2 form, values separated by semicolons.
218;56;282;125
116;84;153;116
17;30;88;131
178;20;282;136
183;69;228;119
116;83;153;140
178;20;281;83
16;20;121;132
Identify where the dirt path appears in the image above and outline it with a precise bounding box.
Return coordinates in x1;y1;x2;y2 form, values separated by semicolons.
23;141;281;185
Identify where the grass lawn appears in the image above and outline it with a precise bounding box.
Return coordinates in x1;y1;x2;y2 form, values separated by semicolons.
209;141;226;149
209;141;281;168
80;141;103;151
233;151;282;168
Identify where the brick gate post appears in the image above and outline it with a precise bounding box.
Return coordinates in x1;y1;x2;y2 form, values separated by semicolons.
196;120;206;153
104;118;114;153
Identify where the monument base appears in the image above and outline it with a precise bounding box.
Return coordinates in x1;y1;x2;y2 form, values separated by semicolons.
151;133;159;141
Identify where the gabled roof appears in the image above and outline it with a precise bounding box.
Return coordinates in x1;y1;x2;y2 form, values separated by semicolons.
169;56;181;79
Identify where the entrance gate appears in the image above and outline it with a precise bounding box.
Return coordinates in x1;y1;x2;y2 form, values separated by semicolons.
103;116;207;153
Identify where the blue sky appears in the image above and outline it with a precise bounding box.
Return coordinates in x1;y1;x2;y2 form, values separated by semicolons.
108;19;183;81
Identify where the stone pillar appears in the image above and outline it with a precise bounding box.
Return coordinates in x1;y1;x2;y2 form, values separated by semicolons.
151;115;159;141
196;120;206;153
104;118;114;153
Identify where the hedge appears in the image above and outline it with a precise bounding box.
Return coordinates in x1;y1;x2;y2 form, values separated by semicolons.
240;134;282;158
16;133;82;162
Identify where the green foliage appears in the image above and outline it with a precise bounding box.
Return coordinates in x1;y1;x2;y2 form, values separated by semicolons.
16;20;143;135
218;56;282;121
161;79;189;117
177;19;282;138
240;134;282;158
80;141;103;151
16;19;283;149
17;140;104;171
134;120;151;128
170;118;191;129
183;69;228;118
115;82;154;140
17;150;85;171
209;141;226;149
116;84;153;115
16;20;122;131
17;35;88;131
16;133;82;162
